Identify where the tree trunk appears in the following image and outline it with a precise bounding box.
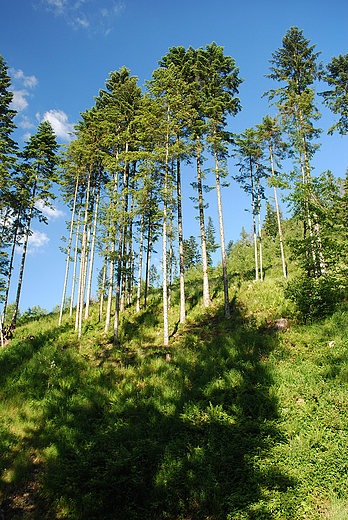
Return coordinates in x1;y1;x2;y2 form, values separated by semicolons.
162;108;170;346
114;148;128;343
144;219;151;309
269;143;287;278
2;219;19;325
99;248;108;322
85;182;100;319
105;169;119;332
249;158;259;281
214;146;230;316
59;172;79;325
176;153;186;323
70;204;82;317
136;211;144;313
76;168;91;336
12;182;37;326
196;137;211;307
257;177;263;282
120;160;129;313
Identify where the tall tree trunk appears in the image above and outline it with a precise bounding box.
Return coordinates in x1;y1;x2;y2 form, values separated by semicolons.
12;182;37;326
105;169;119;332
99;242;108;323
257;177;263;282
120;161;129;313
59;172;79;326
114;148;128;343
128;250;135;307
214;145;230;316
176;152;186;323
127;173;136;307
75;168;91;336
136;211;144;313
70;205;82;317
269;142;286;278
162;108;170;346
144;219;151;309
85;182;100;319
196;137;211;307
249;158;259;281
2;220;19;325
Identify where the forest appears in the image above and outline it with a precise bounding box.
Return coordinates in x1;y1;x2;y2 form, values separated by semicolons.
0;26;348;519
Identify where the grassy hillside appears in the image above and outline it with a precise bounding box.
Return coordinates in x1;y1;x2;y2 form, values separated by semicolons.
1;264;348;519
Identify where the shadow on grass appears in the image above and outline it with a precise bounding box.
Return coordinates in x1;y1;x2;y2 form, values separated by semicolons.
0;301;296;519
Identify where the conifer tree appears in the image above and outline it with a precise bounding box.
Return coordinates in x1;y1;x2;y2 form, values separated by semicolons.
265;26;325;277
320;53;348;135
0;55;18;301
233;128;264;281
200;42;242;314
258;115;287;277
11;121;59;326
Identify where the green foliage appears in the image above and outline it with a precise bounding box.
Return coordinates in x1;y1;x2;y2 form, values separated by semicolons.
285;273;345;320
320;53;348;135
263;200;279;240
205;215;219;266
183;235;201;271
2;267;348;519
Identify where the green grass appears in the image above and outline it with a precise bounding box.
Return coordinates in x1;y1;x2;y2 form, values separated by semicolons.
1;270;348;519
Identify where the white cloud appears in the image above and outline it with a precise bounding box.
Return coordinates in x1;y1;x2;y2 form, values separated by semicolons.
75;15;89;28
10;68;38;88
41;0;69;14
18;116;35;129
36;0;125;33
42;109;74;141
16;230;50;255
35;201;65;220
22;132;32;142
11;90;29;111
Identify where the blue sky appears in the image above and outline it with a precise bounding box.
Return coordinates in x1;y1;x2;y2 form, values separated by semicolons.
1;0;347;313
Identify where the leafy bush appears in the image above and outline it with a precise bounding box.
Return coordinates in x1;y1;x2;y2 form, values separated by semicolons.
285;273;346;320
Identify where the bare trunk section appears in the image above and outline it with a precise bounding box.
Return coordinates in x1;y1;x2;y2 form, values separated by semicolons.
2;219;19;324
196;137;211;307
269;143;286;278
59;173;79;326
114;145;128;343
85;182;100;319
127;171;136;308
144;218;151;309
136;211;144;313
12;181;37;326
162;108;170;346
214;147;230;316
176;153;186;323
105;169;119;332
70;205;82;317
99;241;108;323
249;158;259;281
76;168;91;337
257;177;263;282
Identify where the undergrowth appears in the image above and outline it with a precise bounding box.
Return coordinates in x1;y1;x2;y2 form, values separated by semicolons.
0;268;348;519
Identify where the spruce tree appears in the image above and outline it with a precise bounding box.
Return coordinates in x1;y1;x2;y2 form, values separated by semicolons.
320;53;348;135
11;121;59;326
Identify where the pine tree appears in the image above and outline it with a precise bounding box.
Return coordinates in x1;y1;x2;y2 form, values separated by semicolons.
265;27;325;277
200;42;243;314
183;236;201;271
320;53;348;135
0;55;18;303
206;216;219;266
233;128;264;281
11;121;59;326
258;115;287;277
